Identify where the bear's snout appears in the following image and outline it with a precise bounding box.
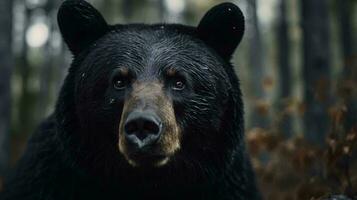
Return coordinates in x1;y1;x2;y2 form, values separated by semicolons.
118;82;181;167
124;111;162;149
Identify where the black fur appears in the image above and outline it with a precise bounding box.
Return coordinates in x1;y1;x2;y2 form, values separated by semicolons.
197;2;245;60
1;1;261;199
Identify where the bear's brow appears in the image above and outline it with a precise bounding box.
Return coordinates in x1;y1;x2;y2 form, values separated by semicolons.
120;67;129;76
166;68;176;76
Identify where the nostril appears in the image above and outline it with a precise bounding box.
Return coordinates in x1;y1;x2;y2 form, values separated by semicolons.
143;120;160;135
124;120;138;135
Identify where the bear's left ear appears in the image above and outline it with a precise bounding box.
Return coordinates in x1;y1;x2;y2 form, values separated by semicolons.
57;0;109;55
197;3;245;60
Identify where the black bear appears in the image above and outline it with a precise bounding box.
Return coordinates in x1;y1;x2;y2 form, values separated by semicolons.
1;0;261;199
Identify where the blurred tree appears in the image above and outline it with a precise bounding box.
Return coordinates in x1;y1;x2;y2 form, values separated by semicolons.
277;0;292;137
17;3;33;137
247;0;269;129
337;0;357;132
158;0;165;20
15;1;32;134
122;0;134;21
37;0;68;119
0;0;13;176
301;0;331;144
38;1;55;118
337;0;353;76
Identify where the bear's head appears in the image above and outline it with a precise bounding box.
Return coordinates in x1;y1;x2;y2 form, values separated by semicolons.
56;0;245;183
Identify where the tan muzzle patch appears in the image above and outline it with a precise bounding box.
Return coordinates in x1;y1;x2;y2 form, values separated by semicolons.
118;81;180;167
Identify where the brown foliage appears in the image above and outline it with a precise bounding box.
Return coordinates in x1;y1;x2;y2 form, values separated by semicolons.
247;103;357;200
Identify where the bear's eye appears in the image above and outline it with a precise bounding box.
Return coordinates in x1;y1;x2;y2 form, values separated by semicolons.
113;76;127;90
172;79;185;91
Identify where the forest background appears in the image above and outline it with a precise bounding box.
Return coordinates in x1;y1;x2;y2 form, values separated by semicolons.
0;0;356;199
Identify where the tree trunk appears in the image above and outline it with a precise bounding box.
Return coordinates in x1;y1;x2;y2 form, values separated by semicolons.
248;0;269;129
301;0;331;144
122;0;134;21
37;0;55;119
0;0;13;177
158;0;165;20
337;0;357;132
338;0;353;76
277;0;292;137
18;5;32;137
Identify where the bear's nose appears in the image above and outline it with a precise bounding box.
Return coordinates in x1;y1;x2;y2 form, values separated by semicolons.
124;111;162;149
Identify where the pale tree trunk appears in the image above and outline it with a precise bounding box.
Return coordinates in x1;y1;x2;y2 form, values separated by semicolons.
247;0;269;129
301;0;331;144
0;0;13;177
158;0;164;20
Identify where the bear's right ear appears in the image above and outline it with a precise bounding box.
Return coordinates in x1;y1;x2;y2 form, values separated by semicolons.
58;0;109;55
